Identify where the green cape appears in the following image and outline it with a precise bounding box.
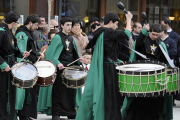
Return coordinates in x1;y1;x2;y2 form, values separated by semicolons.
121;29;173;120
76;32;105;120
37;34;82;115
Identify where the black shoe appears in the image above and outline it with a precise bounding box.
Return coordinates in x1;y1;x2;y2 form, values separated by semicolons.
52;116;60;120
173;103;176;106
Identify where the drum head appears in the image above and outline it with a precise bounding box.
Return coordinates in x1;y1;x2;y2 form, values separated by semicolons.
11;62;38;80
116;64;165;72
35;60;56;77
63;66;87;80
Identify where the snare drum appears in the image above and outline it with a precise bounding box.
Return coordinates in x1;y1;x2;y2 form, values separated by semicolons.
166;67;179;95
11;62;38;89
34;59;56;87
116;60;169;97
62;66;87;89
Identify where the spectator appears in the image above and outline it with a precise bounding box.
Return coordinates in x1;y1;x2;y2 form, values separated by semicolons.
132;22;142;41
70;19;89;56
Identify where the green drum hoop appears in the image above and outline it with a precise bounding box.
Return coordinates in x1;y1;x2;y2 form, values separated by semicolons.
116;60;168;97
166;67;179;95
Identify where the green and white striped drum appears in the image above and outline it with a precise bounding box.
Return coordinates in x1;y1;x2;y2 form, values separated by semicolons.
166;67;179;95
116;60;169;97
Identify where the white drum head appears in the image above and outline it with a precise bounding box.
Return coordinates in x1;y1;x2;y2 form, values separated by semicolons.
35;61;56;77
116;64;165;72
12;62;37;80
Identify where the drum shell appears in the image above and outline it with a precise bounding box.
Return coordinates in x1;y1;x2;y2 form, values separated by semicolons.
166;67;179;95
62;76;87;89
117;60;168;97
37;73;56;87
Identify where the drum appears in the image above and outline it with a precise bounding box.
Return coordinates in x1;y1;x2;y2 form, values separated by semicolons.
116;60;169;97
166;67;179;95
11;62;38;89
34;59;56;87
62;66;87;89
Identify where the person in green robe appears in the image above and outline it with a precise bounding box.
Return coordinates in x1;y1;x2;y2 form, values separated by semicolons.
121;23;173;120
37;17;83;120
15;14;44;120
75;12;133;120
0;11;30;120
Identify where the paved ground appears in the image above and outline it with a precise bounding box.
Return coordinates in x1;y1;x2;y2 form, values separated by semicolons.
34;100;180;120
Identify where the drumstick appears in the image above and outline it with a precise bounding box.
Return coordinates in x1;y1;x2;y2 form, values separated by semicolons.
1;62;26;72
67;55;86;67
18;49;32;64
36;48;46;63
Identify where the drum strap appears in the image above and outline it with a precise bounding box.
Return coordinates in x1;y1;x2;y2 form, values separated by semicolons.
5;54;14;114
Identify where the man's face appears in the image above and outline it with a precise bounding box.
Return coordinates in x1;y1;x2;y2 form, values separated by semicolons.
161;21;165;25
134;23;142;34
83;55;92;64
110;21;118;30
30;22;39;31
39;17;46;27
149;31;159;41
61;22;72;34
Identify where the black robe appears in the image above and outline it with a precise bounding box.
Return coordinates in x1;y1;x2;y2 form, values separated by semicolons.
15;25;39;119
87;27;130;120
52;32;79;117
0;23;22;120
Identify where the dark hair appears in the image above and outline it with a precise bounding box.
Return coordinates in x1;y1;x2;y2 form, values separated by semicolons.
60;17;72;26
133;22;141;28
48;29;58;39
149;23;161;33
104;13;119;25
89;17;99;24
160;24;167;34
72;19;81;27
24;14;41;25
100;17;104;23
163;18;171;27
91;23;100;29
5;11;20;24
39;15;47;22
82;52;92;56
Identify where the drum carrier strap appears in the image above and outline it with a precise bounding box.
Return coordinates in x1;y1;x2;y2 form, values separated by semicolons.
5;54;14;114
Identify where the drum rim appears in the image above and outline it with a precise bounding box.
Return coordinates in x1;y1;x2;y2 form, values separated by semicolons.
11;61;38;80
116;60;167;75
167;67;179;75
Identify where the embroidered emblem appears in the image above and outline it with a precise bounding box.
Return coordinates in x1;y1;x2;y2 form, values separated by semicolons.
150;44;157;55
65;39;70;51
12;39;14;44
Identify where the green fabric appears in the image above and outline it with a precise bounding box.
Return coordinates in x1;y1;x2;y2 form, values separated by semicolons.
15;31;28;54
141;27;149;36
76;33;105;120
121;41;173;120
15;87;25;110
0;62;8;70
124;29;132;38
37;34;82;114
0;27;5;31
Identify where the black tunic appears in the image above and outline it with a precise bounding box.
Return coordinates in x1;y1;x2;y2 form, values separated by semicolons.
15;25;39;119
87;27;129;120
52;32;79;117
0;23;21;120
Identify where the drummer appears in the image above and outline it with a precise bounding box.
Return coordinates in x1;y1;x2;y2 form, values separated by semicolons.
37;17;83;120
121;23;173;120
14;14;44;120
0;11;30;120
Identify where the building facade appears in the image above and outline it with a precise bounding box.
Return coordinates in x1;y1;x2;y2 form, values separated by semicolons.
0;0;180;34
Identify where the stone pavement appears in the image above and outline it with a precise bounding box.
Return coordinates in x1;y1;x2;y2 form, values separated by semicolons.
34;100;180;120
